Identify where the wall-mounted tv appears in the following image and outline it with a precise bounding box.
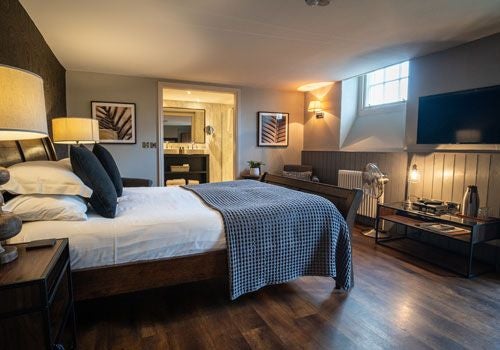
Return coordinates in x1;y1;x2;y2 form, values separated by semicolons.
417;85;500;144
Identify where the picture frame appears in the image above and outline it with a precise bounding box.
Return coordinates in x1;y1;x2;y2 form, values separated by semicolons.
257;111;289;147
91;101;136;144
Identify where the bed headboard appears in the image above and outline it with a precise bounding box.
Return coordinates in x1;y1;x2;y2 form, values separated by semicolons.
0;137;57;168
261;173;363;233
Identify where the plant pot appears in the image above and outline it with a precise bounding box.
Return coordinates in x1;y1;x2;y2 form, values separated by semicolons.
249;167;260;177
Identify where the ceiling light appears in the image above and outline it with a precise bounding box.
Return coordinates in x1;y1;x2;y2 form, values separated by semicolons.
297;82;333;92
186;91;191;94
305;0;331;6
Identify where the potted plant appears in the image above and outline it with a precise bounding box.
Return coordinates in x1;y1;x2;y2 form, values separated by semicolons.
247;160;265;177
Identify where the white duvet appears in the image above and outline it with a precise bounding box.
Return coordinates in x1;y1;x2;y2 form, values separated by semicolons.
10;187;226;270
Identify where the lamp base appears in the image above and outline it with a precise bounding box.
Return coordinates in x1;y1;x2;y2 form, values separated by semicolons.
0;245;18;264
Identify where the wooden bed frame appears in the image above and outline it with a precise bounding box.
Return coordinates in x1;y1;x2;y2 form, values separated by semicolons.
1;138;362;301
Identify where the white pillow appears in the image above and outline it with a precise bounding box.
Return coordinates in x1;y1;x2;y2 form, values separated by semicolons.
57;157;73;171
3;194;88;221
0;160;92;197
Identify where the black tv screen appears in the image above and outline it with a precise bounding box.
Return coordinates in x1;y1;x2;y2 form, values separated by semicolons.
417;85;500;144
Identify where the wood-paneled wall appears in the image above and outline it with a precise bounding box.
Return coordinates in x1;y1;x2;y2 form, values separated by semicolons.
409;153;499;218
302;150;499;217
301;151;408;203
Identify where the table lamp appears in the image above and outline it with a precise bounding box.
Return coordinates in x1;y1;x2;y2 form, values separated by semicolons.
405;164;421;207
0;65;48;264
52;117;100;151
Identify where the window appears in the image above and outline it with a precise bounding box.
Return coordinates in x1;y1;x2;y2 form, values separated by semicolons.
363;61;409;107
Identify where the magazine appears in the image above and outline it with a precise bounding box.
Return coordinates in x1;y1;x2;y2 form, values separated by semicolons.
416;222;469;235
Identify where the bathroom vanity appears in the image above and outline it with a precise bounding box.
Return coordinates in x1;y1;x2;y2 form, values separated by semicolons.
164;154;210;184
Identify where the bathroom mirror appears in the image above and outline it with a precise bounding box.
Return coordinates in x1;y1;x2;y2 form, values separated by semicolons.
163;107;205;143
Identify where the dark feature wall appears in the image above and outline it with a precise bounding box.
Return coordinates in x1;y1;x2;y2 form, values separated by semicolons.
0;0;66;157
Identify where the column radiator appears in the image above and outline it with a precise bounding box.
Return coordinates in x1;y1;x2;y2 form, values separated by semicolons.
338;170;382;219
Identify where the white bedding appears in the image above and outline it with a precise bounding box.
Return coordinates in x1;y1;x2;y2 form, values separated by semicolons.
10;187;226;270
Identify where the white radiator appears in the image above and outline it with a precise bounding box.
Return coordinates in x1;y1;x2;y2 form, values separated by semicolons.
338;170;382;219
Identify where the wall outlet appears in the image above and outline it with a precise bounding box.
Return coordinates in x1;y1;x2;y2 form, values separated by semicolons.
141;142;157;149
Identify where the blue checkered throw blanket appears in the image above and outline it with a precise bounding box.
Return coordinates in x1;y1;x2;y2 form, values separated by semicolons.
184;180;352;300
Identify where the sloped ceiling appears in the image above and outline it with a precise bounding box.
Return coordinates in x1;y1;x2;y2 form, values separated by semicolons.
20;0;500;90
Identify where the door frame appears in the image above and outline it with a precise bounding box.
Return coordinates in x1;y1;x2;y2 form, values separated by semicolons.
157;81;240;186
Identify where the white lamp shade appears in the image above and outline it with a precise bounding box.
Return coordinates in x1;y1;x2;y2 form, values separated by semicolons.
308;100;322;112
52;117;100;144
0;66;48;140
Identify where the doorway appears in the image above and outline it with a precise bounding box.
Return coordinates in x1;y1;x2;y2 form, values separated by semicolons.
157;83;239;186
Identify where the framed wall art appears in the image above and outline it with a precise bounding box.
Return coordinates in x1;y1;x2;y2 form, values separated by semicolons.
91;101;136;144
257;111;289;147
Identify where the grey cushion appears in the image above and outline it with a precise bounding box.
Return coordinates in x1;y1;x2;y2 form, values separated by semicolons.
282;170;313;181
93;144;123;197
70;146;117;218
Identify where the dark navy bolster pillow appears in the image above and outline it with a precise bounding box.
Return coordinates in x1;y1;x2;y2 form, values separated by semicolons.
92;144;123;197
70;146;117;218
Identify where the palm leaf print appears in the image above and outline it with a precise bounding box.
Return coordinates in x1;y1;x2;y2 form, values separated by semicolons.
260;114;287;144
95;106;133;140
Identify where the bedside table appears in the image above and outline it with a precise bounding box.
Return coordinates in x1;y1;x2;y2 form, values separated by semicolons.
0;239;76;349
241;174;261;180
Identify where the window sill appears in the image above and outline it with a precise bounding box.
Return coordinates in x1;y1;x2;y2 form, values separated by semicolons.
358;101;406;117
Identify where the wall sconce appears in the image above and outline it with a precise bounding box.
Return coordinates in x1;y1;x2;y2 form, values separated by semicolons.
308;100;324;118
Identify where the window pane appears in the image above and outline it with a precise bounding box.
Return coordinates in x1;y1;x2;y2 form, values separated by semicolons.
367;85;384;106
384;64;400;81
368;69;384;85
384;80;400;103
400;77;408;100
363;61;409;108
401;61;409;77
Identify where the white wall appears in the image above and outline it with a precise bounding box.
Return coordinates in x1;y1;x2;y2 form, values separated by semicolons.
66;71;304;184
406;33;500;151
339;77;358;147
239;87;304;174
303;77;406;152
304;34;500;152
341;103;406;151
66;71;158;182
303;83;341;151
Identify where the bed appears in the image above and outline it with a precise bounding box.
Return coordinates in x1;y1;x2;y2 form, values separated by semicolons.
1;138;362;301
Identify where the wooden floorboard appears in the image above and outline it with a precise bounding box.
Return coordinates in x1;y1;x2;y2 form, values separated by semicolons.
75;226;500;350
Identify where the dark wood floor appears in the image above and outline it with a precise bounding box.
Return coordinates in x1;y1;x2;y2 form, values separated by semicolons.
75;227;500;349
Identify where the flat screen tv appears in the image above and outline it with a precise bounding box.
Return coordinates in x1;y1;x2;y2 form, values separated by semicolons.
417;85;500;144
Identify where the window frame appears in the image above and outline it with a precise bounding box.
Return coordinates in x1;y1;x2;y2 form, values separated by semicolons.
360;62;409;112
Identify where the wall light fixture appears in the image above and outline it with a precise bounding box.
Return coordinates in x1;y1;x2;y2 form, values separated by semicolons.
308;100;324;118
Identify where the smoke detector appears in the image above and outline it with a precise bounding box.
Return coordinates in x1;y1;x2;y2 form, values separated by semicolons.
305;0;331;6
